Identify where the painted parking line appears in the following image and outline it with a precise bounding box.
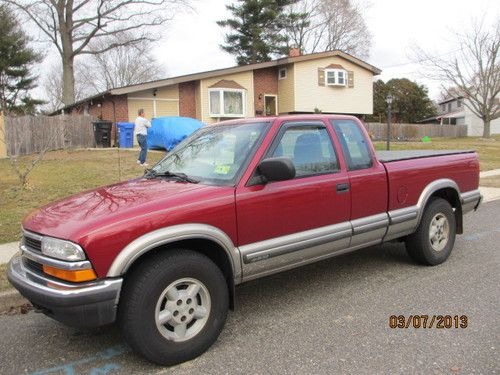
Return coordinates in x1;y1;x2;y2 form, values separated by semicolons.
29;345;129;375
463;228;500;241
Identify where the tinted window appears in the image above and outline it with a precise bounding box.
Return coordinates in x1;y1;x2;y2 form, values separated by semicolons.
331;120;373;170
270;125;339;177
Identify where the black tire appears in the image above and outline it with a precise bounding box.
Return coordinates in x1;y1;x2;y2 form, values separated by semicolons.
405;197;456;265
118;249;229;366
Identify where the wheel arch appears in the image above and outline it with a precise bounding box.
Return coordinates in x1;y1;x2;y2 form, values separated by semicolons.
108;224;241;309
416;179;463;234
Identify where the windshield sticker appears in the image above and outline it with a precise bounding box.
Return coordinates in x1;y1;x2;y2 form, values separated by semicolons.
214;165;231;175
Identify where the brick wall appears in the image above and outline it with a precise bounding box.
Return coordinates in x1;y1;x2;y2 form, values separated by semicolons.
179;81;197;119
253;67;279;116
68;94;128;146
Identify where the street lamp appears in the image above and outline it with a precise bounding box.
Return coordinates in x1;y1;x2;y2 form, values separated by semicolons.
386;93;393;151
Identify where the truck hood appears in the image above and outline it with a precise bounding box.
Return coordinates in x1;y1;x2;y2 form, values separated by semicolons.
22;178;229;241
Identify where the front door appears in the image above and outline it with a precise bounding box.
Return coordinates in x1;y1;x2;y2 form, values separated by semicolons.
264;95;277;116
236;120;351;281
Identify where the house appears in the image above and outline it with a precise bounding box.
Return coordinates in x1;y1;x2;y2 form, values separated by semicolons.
434;96;500;136
58;49;381;136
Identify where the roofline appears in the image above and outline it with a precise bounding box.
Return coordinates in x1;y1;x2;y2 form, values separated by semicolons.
438;95;465;105
52;50;381;114
110;50;381;96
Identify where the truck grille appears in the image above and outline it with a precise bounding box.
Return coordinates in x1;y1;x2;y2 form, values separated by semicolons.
23;257;44;274
24;235;42;253
22;232;44;274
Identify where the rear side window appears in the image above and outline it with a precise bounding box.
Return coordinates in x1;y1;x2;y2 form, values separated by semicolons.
331;120;373;170
269;125;339;177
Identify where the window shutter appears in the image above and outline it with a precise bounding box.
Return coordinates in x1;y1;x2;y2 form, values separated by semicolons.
318;68;325;86
347;71;354;88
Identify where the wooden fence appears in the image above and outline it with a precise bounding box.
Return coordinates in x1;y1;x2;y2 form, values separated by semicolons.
363;122;467;141
3;115;96;157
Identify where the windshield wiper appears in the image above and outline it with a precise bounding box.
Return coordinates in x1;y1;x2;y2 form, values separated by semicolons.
144;169;199;183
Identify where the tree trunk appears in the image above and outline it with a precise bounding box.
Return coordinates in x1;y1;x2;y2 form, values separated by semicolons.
62;55;76;106
482;118;491;138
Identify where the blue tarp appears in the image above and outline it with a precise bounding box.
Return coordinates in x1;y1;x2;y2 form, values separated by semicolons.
147;116;204;151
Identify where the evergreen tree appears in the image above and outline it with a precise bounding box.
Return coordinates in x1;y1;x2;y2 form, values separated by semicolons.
218;0;301;65
369;79;437;123
0;5;42;115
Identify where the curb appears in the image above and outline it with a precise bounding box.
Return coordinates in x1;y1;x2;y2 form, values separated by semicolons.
0;289;28;313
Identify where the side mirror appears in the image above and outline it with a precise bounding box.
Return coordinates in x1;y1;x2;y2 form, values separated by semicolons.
255;157;296;183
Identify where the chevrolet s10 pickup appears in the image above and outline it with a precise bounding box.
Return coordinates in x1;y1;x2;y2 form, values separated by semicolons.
8;115;482;365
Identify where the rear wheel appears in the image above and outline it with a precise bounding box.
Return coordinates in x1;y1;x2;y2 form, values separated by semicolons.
118;250;229;365
405;197;456;265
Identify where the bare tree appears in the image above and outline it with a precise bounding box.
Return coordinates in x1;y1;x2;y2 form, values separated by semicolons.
79;33;166;93
7;0;190;106
414;21;500;138
1;115;63;188
285;0;372;59
43;63;94;112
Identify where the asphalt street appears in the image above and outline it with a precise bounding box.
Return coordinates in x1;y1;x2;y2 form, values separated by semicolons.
0;201;499;375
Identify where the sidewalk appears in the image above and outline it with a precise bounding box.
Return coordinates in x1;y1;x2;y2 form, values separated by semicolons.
480;168;500;178
0;242;18;264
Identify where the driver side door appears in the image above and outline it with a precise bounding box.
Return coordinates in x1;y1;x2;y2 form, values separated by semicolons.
235;120;351;282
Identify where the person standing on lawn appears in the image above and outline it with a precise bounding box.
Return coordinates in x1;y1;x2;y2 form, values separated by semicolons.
135;108;151;167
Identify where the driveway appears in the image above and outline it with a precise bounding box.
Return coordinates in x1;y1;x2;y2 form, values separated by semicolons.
0;201;498;375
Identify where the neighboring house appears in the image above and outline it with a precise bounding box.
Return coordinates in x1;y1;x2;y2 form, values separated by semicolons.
56;50;381;128
434;96;500;136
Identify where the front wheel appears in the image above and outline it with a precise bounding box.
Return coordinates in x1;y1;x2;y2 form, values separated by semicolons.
405;197;456;265
118;250;229;365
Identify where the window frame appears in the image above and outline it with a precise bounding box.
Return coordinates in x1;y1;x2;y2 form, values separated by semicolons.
208;88;246;118
262;121;341;180
330;119;374;171
278;67;288;80
324;69;347;87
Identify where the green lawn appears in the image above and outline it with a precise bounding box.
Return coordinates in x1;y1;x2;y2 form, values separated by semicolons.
0;149;165;244
373;135;500;171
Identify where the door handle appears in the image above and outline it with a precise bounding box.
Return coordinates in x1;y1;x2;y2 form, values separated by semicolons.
336;182;350;193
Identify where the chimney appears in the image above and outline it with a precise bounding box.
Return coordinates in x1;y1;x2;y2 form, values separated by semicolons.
288;47;301;57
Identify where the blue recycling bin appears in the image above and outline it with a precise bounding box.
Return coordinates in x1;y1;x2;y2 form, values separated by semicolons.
117;122;135;148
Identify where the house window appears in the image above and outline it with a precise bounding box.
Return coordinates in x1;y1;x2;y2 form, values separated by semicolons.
278;68;287;80
325;69;347;86
457;99;462;107
209;89;245;117
447;103;452;112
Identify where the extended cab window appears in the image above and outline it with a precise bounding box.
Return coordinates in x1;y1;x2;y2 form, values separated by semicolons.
269;125;339;177
331;120;373;170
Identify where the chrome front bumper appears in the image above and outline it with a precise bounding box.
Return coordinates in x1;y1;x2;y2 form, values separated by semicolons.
7;253;123;327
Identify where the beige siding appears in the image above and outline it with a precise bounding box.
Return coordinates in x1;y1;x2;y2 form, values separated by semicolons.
127;99;155;123
199;71;254;123
277;64;295;113
129;85;179;100
127;84;179;121
292;57;374;114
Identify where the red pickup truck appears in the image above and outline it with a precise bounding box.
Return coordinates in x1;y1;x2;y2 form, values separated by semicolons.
8;115;481;365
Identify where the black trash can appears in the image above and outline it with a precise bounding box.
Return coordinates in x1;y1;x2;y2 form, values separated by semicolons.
92;121;113;148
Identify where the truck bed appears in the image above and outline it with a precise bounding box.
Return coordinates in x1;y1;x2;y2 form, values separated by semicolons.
376;150;475;163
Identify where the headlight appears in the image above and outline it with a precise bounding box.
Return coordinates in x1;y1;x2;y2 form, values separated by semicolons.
41;237;86;261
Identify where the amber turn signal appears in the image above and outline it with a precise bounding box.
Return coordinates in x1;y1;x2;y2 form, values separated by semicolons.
42;265;97;282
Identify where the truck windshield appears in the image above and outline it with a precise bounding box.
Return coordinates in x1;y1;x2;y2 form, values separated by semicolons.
150;121;268;185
